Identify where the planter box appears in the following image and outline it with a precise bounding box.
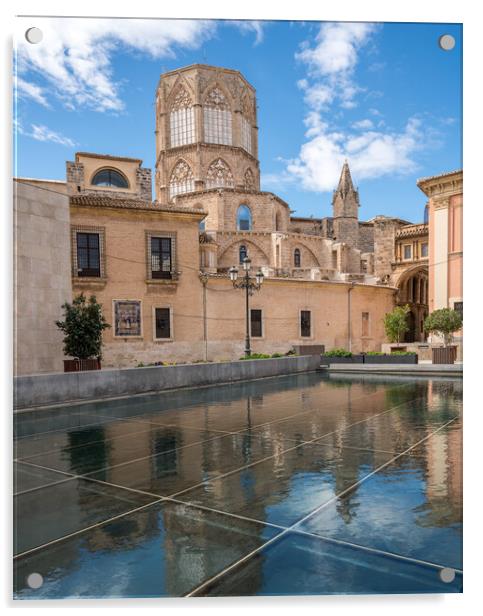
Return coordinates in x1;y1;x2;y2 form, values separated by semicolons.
432;346;457;365
364;354;418;365
64;358;101;372
320;355;364;365
293;344;325;356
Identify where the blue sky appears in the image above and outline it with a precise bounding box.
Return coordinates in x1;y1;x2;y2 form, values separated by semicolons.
14;18;461;223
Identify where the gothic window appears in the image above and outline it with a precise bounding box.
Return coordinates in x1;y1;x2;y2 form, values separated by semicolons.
169;85;195;148
204;87;232;145
239;244;248;263
244;168;255;190
294;248;301;268
92;169;128;188
241;116;252;154
205;158;234;189
237;205;252;231
169;160;194;199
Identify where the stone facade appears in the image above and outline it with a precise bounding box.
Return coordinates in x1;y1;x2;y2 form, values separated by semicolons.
14;180;72;375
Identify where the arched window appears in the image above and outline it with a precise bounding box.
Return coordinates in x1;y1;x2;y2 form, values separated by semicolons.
237;205;252;231
204;87;232;145
244;168;255;190
205;158;234;189
294;248;301;268
239;244;248;263
424;203;429;224
92;169;128;188
169;84;195;147
169;160;194;199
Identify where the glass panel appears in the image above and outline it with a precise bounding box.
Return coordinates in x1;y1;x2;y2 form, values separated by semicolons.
241;115;252;153
204;107;232;145
170;107;195;147
92;169;128;188
237;205;252;231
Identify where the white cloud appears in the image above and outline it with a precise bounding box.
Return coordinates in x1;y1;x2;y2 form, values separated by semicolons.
15;77;50;107
17;122;77;147
233;20;265;45
352;119;374;130
280;22;430;193
15;18;216;112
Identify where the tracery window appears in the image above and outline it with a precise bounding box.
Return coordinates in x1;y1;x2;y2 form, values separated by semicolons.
204;87;232;145
244;168;255;190
205;158;234;189
169;160;194;199
169;85;195;148
237;205;252;231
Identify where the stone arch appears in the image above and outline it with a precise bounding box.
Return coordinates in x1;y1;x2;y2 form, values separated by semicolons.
167;77;194;111
202;80;234;110
218;238;270;266
394;264;429;342
244;167;256;190
90;167;130;189
290;241;321;268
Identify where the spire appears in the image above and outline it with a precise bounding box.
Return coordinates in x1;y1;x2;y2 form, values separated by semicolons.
336;159;356;196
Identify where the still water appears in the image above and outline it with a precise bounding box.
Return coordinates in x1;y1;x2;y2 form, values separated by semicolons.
13;372;462;598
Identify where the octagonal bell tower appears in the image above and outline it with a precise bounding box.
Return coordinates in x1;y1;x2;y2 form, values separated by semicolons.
155;64;260;203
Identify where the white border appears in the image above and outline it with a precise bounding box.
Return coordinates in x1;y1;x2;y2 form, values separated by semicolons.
152;305;174;342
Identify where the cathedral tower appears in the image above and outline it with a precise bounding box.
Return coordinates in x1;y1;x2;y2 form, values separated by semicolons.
332;160;360;246
154;64;260;203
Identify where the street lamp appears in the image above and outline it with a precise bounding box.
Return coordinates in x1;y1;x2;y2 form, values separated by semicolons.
229;257;264;357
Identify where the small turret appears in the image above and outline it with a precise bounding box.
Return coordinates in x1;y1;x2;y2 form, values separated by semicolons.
331;160;360;248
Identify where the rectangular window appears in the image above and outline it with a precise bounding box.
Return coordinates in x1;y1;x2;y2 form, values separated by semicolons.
155;307;171;339
76;232;100;277
454;301;463;320
204;108;232;145
421;242;428;257
170;108;195;147
250;309;262;338
300;310;311;337
151;237;172;279
403;245;412;260
362;312;370;337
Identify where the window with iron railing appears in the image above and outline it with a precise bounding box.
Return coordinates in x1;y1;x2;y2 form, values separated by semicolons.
151;237;172;279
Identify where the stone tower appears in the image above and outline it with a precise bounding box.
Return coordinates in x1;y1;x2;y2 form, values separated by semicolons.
154;64;260;203
332;160;360;245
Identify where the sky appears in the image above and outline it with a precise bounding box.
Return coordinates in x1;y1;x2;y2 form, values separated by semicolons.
14;18;462;223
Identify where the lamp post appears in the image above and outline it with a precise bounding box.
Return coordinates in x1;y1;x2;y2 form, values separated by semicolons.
229;257;264;357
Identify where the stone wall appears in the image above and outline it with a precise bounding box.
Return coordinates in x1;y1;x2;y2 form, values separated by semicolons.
373;217;402;280
14;180;72;375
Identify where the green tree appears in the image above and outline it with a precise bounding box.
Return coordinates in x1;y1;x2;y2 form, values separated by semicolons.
55;294;110;360
424;308;462;347
383;305;411;343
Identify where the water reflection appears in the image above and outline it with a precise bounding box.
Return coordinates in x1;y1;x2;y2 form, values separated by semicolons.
13;374;462;598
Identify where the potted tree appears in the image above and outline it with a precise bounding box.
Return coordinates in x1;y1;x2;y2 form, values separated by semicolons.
424;308;462;364
55;293;110;372
383;304;411;346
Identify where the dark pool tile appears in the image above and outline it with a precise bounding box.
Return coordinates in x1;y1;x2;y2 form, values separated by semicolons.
202;532;462;596
299;452;462;570
14;478;157;556
13;501;280;599
20;424;225;475
177;442;394;527
14;462;70;495
314;397;462;454
87;431;295;497
14;420;157;460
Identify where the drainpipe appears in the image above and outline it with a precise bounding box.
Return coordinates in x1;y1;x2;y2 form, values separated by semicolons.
347;282;355;352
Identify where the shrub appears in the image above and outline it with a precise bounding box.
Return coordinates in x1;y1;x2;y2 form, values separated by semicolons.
390;351;417;356
239;353;272;360
424;308;462;347
324;348;353;357
365;351;384;355
383;305;410;343
271;352;284;358
55;293;110;360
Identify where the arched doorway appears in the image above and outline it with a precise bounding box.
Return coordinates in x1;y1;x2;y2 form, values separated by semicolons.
396;265;429;343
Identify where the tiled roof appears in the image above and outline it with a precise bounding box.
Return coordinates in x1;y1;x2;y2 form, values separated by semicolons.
416;169;462;185
70;194;205;215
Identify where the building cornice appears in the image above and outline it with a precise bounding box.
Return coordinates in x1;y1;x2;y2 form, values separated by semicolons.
70;194;206;218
